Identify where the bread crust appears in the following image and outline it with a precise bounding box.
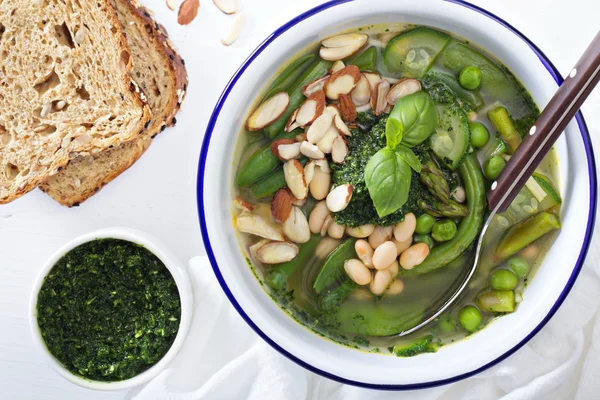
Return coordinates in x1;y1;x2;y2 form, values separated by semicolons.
39;0;188;206
0;0;151;204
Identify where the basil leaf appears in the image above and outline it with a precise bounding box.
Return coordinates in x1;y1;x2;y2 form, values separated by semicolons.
396;145;422;173
385;117;403;149
388;91;438;147
365;148;412;218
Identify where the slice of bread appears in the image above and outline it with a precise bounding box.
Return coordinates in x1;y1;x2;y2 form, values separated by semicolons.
0;0;151;203
40;0;188;206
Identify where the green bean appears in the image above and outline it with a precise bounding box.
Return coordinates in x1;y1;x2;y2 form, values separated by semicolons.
313;238;357;294
249;158;308;198
319;279;356;312
265;235;321;290
348;46;378;71
236;130;299;187
402;154;485;276
264;59;332;138
263;54;316;100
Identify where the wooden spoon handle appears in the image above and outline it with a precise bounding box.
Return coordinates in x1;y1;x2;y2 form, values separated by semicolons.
488;31;600;213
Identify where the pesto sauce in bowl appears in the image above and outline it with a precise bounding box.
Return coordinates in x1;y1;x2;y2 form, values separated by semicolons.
36;238;181;382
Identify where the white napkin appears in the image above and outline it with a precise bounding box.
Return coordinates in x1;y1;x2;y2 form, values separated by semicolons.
129;227;600;400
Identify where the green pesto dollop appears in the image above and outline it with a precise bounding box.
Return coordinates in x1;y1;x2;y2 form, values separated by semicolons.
36;239;181;382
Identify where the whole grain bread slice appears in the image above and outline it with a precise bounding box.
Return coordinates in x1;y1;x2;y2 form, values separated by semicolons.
40;0;188;206
0;0;151;203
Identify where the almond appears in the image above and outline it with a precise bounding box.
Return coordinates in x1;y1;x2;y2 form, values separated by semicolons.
234;195;254;213
166;0;180;11
221;12;246;46
306;112;333;144
178;0;200;25
364;72;383;109
300;141;325;159
246;92;290;131
351;73;372;106
213;0;236;14
330;60;345;74
295;133;307;142
387;78;422;105
356;104;372;113
326;184;353;212
256;241;299;264
249;239;270;261
338;93;357;122
285;108;300;132
374;80;391;116
270;138;296;161
283;159;307;199
320;33;368;61
316;125;339;154
236;213;284;241
324;65;361;100
321;215;334;237
314;158;331;173
295;91;325;126
334;114;351;136
271;188;293;223
331;136;348;164
283;206;311;244
309;201;331;234
304;160;316;185
291;196;307;207
324;104;341;118
302;75;329;97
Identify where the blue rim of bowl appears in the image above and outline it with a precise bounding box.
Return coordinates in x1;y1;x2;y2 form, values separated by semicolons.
197;0;597;390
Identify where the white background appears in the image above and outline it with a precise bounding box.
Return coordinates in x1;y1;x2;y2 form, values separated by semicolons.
1;0;598;399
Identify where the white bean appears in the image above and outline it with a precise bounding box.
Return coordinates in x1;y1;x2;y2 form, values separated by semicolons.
393;237;412;254
370;269;392;295
327;221;346;239
355;239;374;268
393;213;416;242
386;279;404;295
399;242;430;270
372;241;398;270
385;260;399;278
308;201;330;234
452;186;466;203
309;166;331;200
368;226;393;249
346;224;375;238
344;259;372;285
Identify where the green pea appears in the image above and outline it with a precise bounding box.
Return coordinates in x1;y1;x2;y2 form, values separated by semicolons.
414;234;434;248
458;305;482;333
490;269;519;290
459;66;482;90
484;156;506;180
431;220;457;242
415;214;436;234
507;257;529;278
469;122;490;148
438;314;456;333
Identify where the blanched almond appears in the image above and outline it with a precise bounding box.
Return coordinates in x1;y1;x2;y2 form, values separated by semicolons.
295;91;325;126
324;104;341;118
314;158;331;173
285;108;300;132
352;73;372;106
356;104;372;113
295;133;307;142
338;93;357;122
249;239;269;261
321;215;334;237
271;188;293;223
271;139;300;161
221;12;246;45
309;166;331;200
309;201;331;234
316;126;339;154
324;65;361;100
387;78;422;105
334;114;352;137
374;80;390;116
300;141;325;159
283;160;307;200
234;195;254;213
304;160;316;185
256;241;299;264
364;72;383;109
306;112;333;144
331;136;348;164
213;0;237;14
326;184;353;212
246;92;289;131
283;206;311;244
302;75;329;97
166;0;180;11
327;221;346;239
236;213;284;241
330;60;345;74
320;33;368;61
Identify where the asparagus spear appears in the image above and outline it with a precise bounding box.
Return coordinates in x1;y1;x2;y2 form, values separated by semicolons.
488;106;521;153
495;211;561;261
476;290;515;313
418;199;469;218
420;169;450;203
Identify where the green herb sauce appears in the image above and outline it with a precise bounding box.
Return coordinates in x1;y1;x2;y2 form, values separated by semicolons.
36;239;181;381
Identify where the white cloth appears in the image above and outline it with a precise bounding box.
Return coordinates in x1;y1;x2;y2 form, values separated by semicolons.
129;230;600;400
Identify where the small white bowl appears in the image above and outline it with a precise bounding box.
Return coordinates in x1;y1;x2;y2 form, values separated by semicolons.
29;227;193;391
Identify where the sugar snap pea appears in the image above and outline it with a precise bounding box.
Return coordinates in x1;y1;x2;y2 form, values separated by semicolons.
236;130;299;187
401;154;486;276
265;235;321;291
348;46;378;71
313;238;357;294
263;54;316;100
318;279;356;312
249;158;308;198
264;59;332;138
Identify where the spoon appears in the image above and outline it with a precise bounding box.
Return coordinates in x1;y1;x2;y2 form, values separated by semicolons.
399;30;600;337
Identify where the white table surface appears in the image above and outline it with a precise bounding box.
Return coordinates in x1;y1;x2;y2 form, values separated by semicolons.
1;0;598;398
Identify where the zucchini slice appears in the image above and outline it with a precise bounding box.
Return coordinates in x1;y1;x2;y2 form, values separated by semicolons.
383;27;450;78
430;103;470;170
